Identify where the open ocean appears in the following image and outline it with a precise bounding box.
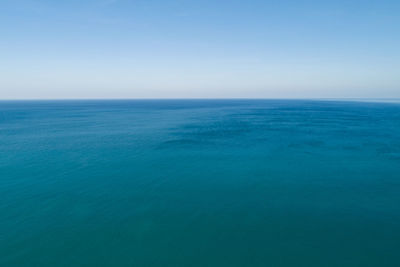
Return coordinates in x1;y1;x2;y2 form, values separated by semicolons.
1;99;400;266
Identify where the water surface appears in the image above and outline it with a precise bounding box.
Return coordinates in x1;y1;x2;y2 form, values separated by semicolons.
1;100;400;266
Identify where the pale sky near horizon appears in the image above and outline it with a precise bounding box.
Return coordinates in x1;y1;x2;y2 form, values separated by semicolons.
1;0;399;99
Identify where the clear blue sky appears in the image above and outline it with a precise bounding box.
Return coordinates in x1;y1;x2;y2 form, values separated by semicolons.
1;0;399;99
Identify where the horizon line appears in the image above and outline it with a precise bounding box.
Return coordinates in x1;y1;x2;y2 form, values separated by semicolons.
1;97;400;103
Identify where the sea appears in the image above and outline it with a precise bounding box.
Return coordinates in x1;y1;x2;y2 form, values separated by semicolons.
1;99;400;266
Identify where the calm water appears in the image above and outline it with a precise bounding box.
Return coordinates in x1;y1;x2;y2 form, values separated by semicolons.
1;100;400;266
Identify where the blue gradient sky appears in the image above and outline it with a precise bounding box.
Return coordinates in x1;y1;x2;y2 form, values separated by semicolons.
1;0;399;99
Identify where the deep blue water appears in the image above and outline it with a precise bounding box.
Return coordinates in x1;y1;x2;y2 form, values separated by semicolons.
1;100;400;266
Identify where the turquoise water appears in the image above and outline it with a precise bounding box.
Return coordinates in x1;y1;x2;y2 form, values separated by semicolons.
1;100;400;266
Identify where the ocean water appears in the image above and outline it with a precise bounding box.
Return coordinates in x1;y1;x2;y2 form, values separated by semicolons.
1;100;400;267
